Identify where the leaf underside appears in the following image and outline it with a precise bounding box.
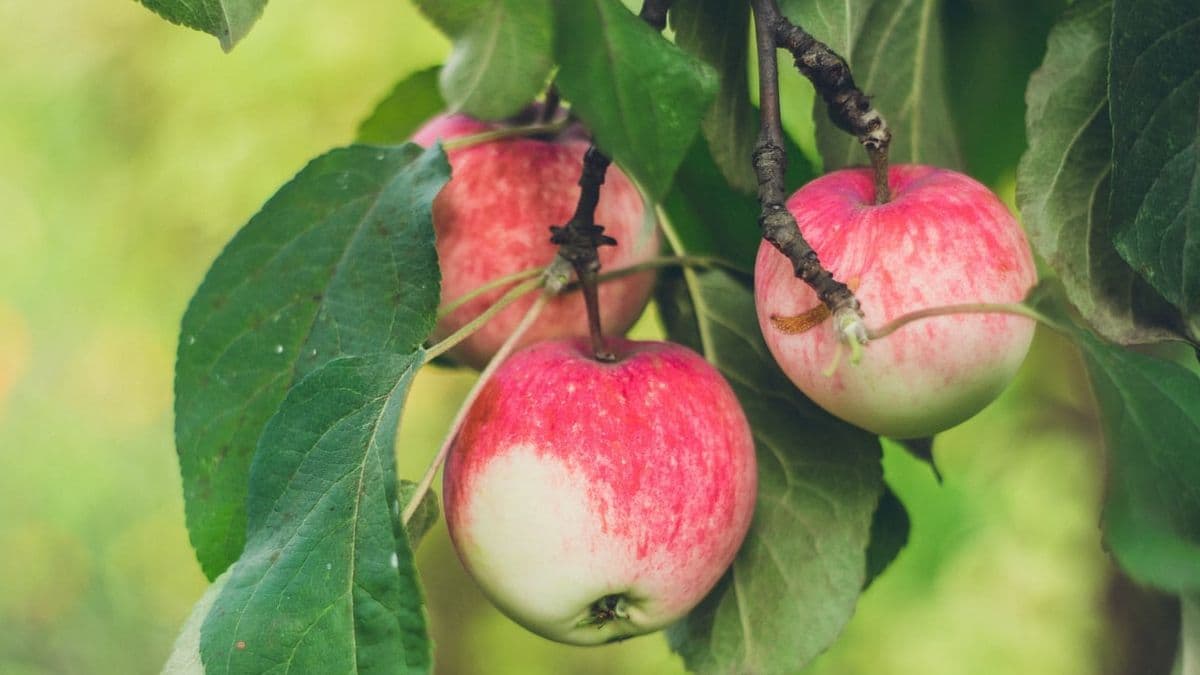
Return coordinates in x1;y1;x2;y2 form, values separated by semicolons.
138;0;267;51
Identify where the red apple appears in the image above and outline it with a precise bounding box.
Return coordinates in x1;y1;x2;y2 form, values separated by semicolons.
442;337;757;644
755;165;1037;439
412;114;661;369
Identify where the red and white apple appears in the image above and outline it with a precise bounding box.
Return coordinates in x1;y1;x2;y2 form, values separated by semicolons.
412;114;661;369
442;337;757;645
755;165;1037;439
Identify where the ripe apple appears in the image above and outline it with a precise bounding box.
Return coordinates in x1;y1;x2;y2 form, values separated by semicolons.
442;337;757;645
754;164;1037;439
412;113;661;369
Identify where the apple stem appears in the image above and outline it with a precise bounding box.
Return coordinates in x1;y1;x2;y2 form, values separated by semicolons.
402;291;552;527
866;302;1046;342
550;146;619;362
869;146;892;205
751;0;869;345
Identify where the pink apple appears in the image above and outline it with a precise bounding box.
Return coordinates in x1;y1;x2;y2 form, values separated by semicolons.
442;337;757;644
755;165;1037;439
412;114;661;369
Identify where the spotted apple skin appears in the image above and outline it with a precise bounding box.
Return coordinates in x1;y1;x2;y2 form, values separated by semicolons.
755;165;1037;439
443;338;757;645
413;115;660;369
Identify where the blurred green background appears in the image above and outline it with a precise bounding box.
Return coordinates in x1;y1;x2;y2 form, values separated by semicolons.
0;1;1168;673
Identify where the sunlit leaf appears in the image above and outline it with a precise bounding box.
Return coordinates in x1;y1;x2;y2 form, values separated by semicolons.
1108;0;1200;341
201;354;431;674
138;0;267;51
554;0;718;198
175;144;448;578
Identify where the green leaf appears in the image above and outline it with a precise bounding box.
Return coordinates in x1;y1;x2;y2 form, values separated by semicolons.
554;0;718;199
358;68;446;145
415;0;554;120
671;0;758;193
201;353;430;674
803;0;962;170
175;144;449;579
1079;333;1200;593
1109;0;1200;340
137;0;266;52
657;265;882;673
1017;0;1192;345
778;0;872;59
397;480;440;549
664;130;815;270
864;485;910;589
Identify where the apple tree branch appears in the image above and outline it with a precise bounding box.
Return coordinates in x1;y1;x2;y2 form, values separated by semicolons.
749;0;895;343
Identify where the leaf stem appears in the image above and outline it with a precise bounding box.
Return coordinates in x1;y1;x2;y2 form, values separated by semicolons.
437;266;545;319
866;302;1049;341
424;277;544;361
441;119;571;151
402;292;550;526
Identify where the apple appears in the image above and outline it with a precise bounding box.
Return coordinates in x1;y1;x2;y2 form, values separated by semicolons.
412;113;661;369
754;164;1037;439
442;337;757;645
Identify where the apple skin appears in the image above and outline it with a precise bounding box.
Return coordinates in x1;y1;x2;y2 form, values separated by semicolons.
443;337;757;645
754;165;1037;439
412;114;661;369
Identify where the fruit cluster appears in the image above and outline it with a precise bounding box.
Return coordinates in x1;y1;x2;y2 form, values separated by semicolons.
415;111;1036;644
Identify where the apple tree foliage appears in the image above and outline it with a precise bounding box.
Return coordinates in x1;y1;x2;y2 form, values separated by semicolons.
142;0;1200;672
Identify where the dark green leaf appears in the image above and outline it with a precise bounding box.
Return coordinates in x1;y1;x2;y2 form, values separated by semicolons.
397;480;440;549
803;0;962;170
1081;334;1200;593
864;485;910;588
658;268;882;673
1017;0;1192;345
671;0;758;193
554;0;718;199
358;68;446;145
896;436;941;482
664;130;815;270
138;0;266;52
1109;0;1200;340
415;0;554;120
201;354;431;674
175;144;449;578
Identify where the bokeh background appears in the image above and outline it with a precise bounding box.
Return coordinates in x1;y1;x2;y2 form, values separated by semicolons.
0;0;1176;673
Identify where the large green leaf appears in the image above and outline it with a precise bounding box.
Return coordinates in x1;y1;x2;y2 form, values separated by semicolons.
864;485;910;589
798;0;962;170
138;0;266;51
358;68;446;145
201;353;431;674
175;144;449;579
554;0;718;199
671;0;758;193
415;0;554;120
658;267;882;674
1108;0;1200;340
1017;0;1190;345
1079;332;1200;593
1182;594;1200;675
